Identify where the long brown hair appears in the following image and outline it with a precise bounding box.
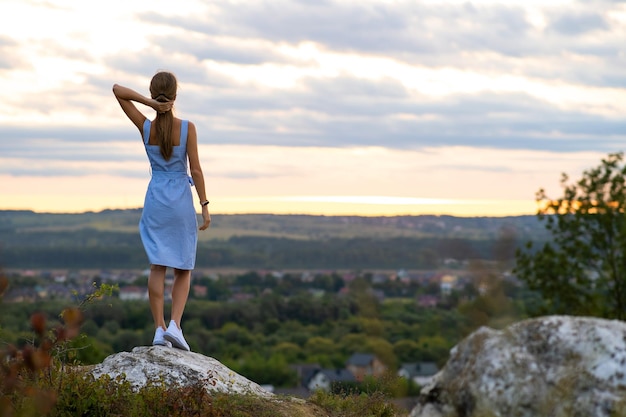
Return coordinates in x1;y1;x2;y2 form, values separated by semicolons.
149;71;177;160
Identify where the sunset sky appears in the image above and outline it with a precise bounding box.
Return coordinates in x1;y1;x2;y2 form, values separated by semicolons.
1;0;624;216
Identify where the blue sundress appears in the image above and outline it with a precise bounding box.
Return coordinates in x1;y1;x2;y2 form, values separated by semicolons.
139;119;198;270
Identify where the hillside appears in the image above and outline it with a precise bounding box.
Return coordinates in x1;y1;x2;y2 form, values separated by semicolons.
0;210;547;269
0;209;546;240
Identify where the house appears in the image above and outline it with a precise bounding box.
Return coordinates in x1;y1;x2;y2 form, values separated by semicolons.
345;353;387;381
43;284;73;300
228;292;254;302
192;285;208;298
440;274;457;295
417;295;439;308
119;286;147;301
308;288;325;298
372;273;389;284
260;384;274;393
300;272;314;282
396;269;410;283
4;287;37;303
342;273;357;284
290;363;322;388
398;362;439;386
53;274;66;283
307;368;356;392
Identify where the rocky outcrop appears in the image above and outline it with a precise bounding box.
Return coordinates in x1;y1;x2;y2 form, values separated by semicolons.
410;316;626;417
91;346;272;398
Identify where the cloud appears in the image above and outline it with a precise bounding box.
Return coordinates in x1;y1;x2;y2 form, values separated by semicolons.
3;79;623;155
138;1;624;64
2;164;148;179
146;33;288;67
0;35;28;70
160;81;626;152
0;0;625;188
0;126;134;146
549;11;609;35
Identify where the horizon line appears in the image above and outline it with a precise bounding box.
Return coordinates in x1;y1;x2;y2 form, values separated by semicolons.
0;196;540;218
0;207;539;218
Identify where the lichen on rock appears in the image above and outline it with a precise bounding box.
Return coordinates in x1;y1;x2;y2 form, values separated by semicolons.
410;316;626;417
91;345;272;398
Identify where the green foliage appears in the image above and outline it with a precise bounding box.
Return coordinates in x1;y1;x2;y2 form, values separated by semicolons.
5;266;528;416
393;340;421;363
2;278;476;374
1;210;546;269
51;369;325;417
0;281;120;416
515;152;626;319
229;353;298;387
53;372;134;417
1;350;406;417
310;389;402;417
0;275;407;417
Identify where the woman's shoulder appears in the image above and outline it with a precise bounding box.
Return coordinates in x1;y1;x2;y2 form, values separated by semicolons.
173;117;194;126
183;119;196;132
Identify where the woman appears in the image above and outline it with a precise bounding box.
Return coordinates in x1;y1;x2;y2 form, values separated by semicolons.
113;71;211;351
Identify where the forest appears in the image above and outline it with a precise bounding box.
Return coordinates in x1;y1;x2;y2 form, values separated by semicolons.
0;267;532;392
0;210;539;392
0;210;547;269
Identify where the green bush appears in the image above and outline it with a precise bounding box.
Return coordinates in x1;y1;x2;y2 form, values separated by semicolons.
310;389;401;417
2;353;408;417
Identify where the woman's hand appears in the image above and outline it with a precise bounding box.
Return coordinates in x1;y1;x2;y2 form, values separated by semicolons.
149;99;173;114
199;206;211;231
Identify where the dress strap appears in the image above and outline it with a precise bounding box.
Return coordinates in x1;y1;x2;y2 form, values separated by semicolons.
142;119;151;145
180;120;188;148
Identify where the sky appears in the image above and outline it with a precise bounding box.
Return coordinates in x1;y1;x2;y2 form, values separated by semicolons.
0;0;625;217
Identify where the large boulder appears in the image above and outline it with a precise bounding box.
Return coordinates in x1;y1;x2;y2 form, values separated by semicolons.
91;346;272;398
410;316;626;417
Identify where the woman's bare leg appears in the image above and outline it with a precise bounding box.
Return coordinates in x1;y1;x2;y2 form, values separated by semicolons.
148;264;167;330
171;268;191;327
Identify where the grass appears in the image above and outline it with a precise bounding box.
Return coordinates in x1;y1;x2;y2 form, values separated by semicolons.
1;366;408;417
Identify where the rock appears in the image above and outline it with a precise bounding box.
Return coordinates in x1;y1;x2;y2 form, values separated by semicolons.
410;315;626;417
91;346;272;398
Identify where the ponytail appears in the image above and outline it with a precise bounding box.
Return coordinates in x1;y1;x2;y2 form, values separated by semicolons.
149;72;178;161
154;96;174;160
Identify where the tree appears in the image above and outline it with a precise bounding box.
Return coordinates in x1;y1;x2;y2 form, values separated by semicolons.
515;152;626;319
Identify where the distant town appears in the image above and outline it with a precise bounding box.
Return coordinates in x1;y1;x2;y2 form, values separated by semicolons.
2;262;526;408
3;261;518;307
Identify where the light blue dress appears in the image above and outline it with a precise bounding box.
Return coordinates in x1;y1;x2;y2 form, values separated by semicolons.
139;119;198;270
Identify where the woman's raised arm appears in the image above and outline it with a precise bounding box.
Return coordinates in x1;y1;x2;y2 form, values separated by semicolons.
112;84;172;132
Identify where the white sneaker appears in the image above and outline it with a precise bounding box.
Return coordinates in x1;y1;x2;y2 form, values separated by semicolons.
152;327;172;347
164;320;190;351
